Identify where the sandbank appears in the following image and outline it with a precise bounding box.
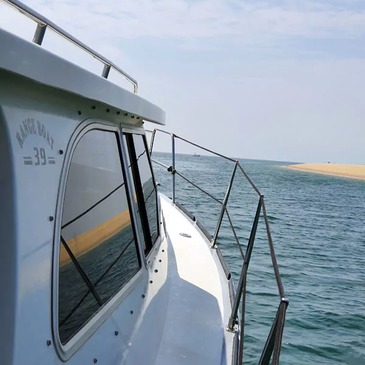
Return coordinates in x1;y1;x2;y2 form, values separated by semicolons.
284;163;365;181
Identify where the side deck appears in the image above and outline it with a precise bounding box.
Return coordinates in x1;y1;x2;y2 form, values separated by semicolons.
158;194;234;364
124;194;236;365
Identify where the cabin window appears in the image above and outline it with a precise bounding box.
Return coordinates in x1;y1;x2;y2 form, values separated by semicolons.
124;133;159;254
58;130;140;345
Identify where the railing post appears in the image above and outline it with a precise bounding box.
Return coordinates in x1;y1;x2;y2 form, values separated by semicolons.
211;162;238;247
6;0;139;93
272;297;289;365
227;195;263;331
259;297;289;365
149;129;157;155
33;22;47;45
102;64;111;79
172;134;176;204
262;198;285;298
259;306;279;365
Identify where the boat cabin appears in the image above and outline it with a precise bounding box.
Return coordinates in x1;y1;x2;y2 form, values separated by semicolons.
0;1;238;364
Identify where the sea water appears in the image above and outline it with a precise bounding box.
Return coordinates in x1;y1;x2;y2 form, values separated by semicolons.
152;152;365;365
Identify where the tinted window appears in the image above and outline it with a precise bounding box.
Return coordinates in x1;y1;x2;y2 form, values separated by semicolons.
59;130;140;344
125;134;159;254
122;140;147;254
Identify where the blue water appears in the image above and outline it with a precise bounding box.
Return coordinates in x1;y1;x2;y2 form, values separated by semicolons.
152;152;365;365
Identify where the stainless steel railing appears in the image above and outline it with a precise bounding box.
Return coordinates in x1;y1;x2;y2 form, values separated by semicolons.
3;0;138;93
149;128;289;365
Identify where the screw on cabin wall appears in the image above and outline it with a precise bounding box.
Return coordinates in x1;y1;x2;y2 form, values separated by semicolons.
93;358;98;364
114;331;119;336
159;259;162;263
106;108;110;113
48;216;54;222
141;294;145;298
116;111;120;115
130;310;134;315
77;111;82;115
58;150;64;155
149;280;153;284
91;106;96;110
46;340;51;347
154;269;158;273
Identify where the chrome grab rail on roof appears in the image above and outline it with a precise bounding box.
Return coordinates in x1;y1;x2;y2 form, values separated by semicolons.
149;128;289;365
3;0;138;93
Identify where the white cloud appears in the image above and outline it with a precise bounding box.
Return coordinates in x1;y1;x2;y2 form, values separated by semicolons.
2;0;365;163
16;0;365;45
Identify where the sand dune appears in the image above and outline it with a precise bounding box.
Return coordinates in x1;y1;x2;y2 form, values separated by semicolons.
285;163;365;180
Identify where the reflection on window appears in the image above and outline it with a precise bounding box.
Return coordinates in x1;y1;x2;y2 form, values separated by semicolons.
59;130;140;345
125;133;159;254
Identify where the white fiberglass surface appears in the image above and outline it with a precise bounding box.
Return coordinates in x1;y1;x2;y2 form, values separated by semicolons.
161;197;224;309
156;195;228;365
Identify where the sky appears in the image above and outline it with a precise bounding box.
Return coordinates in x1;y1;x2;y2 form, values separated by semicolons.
1;0;365;163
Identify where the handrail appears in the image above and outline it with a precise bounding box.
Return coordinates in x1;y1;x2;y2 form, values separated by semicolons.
148;128;289;364
212;162;238;248
3;0;138;93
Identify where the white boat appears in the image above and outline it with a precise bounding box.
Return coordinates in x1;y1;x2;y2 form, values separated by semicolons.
0;1;288;364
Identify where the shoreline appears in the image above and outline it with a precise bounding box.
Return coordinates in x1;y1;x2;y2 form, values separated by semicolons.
284;163;365;181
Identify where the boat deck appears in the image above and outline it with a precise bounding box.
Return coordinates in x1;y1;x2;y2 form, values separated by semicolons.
125;194;233;365
157;195;229;364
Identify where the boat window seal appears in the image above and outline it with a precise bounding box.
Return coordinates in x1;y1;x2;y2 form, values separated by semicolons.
126;132;160;248
124;133;153;254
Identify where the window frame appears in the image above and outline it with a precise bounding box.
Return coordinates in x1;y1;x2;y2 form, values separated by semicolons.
52;122;145;360
122;129;160;256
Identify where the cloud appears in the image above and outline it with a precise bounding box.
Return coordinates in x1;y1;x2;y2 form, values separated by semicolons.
2;0;365;163
20;0;365;45
3;0;365;63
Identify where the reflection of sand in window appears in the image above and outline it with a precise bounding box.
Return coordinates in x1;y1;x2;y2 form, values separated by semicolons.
60;209;132;266
58;129;140;345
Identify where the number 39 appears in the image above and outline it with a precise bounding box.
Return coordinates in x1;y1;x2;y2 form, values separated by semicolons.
34;147;47;165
